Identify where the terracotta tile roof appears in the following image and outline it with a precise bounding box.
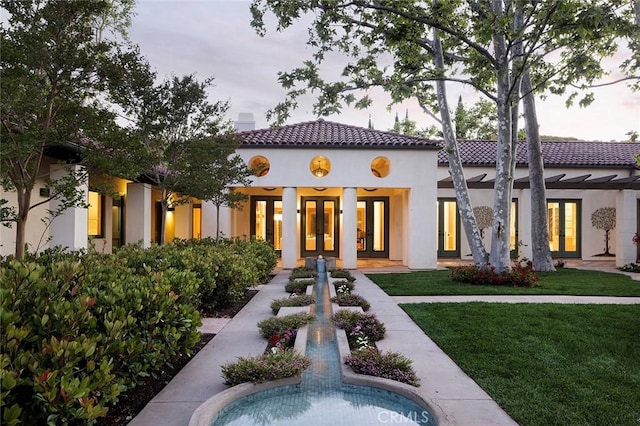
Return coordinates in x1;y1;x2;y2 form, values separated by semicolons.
438;140;640;168
238;119;440;149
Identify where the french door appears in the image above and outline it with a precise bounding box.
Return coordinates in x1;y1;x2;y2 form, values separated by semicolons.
251;197;283;255
357;197;389;258
301;196;339;258
437;198;460;258
547;199;581;258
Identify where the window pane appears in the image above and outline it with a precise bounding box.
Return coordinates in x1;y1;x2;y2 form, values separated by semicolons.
192;205;202;239
510;201;517;251
357;201;366;251
273;201;283;250
323;201;334;251
564;202;577;251
547;202;560;251
255;201;267;241
305;201;317;251
444;201;457;251
88;191;102;236
373;201;384;251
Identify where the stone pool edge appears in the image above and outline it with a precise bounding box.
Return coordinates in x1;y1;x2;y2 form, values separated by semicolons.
188;323;309;426
335;327;446;425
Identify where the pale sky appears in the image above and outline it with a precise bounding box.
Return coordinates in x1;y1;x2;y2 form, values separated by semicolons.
129;0;639;141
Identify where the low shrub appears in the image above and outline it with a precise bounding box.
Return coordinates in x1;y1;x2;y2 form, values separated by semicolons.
0;256;202;425
332;310;385;342
344;347;420;387
285;279;315;294
331;294;370;311
221;349;311;386
449;262;539;287
330;268;356;282
270;295;315;315
619;263;640;273
257;313;315;339
289;266;317;279
333;280;355;294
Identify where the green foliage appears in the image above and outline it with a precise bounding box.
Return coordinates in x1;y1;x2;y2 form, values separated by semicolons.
332;311;385;342
344;347;420;387
284;279;315;294
619;263;640;273
369;268;640;297
115;238;275;310
331;294;370;311
333;280;355;294
257;313;315;339
113;72;252;243
289;266;317;279
270;295;315;315
330;269;355;282
221;349;310;387
1;0;146;259
449;263;539;287
0;237;277;424
0;255;201;425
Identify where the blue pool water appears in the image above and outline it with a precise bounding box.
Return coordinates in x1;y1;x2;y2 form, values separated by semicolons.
211;269;436;425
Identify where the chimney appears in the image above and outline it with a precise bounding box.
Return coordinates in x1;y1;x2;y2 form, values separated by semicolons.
234;112;255;132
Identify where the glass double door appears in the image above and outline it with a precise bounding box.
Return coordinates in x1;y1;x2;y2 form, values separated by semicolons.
251;197;283;254
547;200;580;258
301;197;339;258
357;198;389;258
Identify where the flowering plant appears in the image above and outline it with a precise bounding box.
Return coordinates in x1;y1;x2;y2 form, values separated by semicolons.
336;284;351;295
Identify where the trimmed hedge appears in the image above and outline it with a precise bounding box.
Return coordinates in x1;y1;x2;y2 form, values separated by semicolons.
257;313;315;339
0;238;277;425
270;295;315;315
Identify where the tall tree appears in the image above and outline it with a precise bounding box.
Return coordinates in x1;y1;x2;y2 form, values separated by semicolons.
115;74;252;244
0;0;142;260
250;0;638;272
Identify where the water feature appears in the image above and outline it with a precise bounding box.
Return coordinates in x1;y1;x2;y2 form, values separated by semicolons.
207;259;436;425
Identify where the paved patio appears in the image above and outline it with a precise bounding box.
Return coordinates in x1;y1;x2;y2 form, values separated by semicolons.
129;261;639;425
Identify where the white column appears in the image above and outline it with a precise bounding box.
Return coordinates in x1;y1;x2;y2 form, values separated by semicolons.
125;182;152;247
616;189;637;267
407;185;437;269
49;164;88;251
342;187;357;269
200;201;217;239
173;202;192;240
282;187;298;269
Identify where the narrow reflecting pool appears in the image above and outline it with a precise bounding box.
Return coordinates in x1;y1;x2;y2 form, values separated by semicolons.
211;269;435;426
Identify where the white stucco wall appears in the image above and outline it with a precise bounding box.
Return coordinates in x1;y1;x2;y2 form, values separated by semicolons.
235;147;439;268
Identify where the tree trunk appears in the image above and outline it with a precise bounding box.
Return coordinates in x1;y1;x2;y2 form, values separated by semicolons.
215;204;220;241
432;29;488;265
488;0;514;273
14;186;32;260
522;71;555;271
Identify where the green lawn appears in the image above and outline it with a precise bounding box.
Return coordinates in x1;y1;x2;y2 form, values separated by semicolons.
402;303;640;426
366;268;640;296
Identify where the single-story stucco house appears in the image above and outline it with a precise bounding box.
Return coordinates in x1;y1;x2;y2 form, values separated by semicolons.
2;116;638;269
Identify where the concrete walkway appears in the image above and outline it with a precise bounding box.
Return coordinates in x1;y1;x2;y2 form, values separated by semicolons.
130;267;639;426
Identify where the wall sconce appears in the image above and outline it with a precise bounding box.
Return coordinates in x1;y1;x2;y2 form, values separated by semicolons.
39;188;50;197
